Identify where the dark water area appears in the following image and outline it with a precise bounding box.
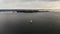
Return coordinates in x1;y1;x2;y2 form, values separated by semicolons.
0;12;60;34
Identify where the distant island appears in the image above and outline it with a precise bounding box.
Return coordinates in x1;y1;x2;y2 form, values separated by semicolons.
0;9;49;13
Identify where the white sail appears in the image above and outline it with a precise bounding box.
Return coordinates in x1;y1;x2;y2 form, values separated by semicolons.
30;20;32;23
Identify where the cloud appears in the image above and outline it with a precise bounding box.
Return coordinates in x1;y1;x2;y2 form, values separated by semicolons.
2;0;60;3
0;0;60;9
18;0;60;1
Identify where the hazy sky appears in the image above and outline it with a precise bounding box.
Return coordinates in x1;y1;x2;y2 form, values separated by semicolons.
0;0;60;9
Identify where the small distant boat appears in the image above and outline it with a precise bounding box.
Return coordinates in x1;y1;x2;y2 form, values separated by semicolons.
29;20;32;24
30;20;32;23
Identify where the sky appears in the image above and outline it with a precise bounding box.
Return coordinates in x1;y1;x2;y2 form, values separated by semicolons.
0;0;60;9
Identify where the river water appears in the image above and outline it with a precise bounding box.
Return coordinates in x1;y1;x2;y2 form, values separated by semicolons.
0;11;60;34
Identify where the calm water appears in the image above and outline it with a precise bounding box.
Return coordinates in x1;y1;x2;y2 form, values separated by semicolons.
0;12;60;34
